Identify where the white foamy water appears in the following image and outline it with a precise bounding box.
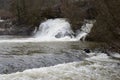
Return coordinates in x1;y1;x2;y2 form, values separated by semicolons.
0;19;4;22
0;53;119;80
0;18;94;43
35;18;74;40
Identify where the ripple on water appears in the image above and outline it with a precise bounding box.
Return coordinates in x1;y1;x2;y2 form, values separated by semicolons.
0;53;119;80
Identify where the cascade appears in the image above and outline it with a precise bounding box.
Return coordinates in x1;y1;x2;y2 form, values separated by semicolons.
34;18;95;41
0;18;95;42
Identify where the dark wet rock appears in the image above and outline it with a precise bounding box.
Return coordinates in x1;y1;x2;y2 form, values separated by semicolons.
64;32;74;38
55;32;63;38
84;49;91;53
55;32;74;38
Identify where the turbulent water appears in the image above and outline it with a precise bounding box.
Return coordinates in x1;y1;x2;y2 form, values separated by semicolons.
34;18;94;41
0;19;4;22
0;18;119;80
0;53;119;80
0;41;104;74
0;39;119;80
35;18;74;40
0;18;94;42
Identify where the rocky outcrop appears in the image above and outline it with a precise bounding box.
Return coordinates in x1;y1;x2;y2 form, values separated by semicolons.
87;0;120;42
0;20;34;35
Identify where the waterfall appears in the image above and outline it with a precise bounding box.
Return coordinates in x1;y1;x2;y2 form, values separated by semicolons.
35;18;74;40
76;20;95;41
0;18;95;42
34;18;95;41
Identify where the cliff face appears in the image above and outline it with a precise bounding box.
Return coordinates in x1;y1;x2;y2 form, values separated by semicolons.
0;0;13;19
87;0;120;43
0;0;11;10
0;20;34;35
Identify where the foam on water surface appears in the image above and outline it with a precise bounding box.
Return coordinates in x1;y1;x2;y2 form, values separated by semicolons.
0;18;94;43
0;53;119;80
0;18;119;80
0;19;4;22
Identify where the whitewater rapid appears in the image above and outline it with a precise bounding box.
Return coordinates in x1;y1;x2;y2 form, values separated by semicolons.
0;18;119;80
0;18;94;43
0;53;119;80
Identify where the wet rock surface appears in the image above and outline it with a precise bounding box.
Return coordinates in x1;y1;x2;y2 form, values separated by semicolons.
0;20;34;35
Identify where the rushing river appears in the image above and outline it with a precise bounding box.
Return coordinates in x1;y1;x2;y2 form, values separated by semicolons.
0;40;105;73
0;38;119;80
0;18;119;80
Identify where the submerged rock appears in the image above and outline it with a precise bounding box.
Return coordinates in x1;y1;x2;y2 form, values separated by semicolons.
84;49;91;53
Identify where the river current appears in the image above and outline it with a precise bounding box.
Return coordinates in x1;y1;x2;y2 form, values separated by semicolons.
0;38;119;80
0;18;119;80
